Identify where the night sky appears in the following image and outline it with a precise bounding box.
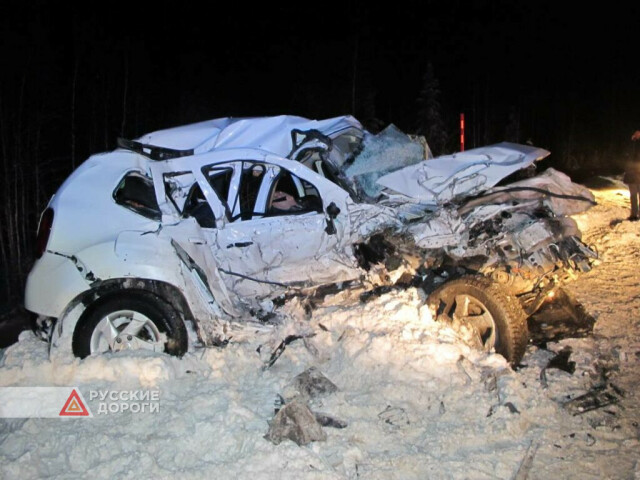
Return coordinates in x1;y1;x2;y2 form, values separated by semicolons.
1;1;639;168
0;0;639;308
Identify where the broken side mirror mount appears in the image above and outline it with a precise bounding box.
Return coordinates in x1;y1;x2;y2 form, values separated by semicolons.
326;202;340;219
324;201;340;235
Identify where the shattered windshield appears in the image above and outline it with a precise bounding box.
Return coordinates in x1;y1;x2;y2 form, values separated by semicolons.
328;128;364;169
343;125;427;199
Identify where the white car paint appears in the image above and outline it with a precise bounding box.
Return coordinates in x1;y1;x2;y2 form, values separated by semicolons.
24;115;596;354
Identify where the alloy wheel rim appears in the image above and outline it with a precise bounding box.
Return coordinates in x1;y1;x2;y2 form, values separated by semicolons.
89;310;164;354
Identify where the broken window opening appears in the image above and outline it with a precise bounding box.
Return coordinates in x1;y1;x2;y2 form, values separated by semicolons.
113;171;161;220
163;171;197;215
203;167;234;220
236;163;266;221
215;161;324;222
202;160;269;223
162;171;217;228
294;147;360;202
266;169;322;217
294;147;341;187
182;183;216;228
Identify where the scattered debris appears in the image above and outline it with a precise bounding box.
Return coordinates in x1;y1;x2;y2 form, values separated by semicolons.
528;289;596;346
274;394;286;414
540;346;576;388
263;333;316;370
482;368;500;393
302;338;320;358
546;347;576;374
267;367;343;445
487;402;520;417
291;367;338;400
265;400;327;446
456;355;473;385
514;440;539;480
590;358;619;387
378;405;410;430
563;387;619;416
359;286;394;303
610;383;626;398
504;402;520;414
314;412;348;429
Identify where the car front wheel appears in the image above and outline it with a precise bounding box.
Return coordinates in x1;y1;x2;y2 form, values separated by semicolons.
72;291;188;358
426;276;529;366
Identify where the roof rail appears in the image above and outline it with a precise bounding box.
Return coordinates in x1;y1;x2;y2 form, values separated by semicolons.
117;138;194;161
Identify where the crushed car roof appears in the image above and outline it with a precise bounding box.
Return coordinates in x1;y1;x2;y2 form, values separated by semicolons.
134;115;363;157
127;115;550;206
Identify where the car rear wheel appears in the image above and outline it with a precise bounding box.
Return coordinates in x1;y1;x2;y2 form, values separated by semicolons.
72;291;188;358
426;276;529;366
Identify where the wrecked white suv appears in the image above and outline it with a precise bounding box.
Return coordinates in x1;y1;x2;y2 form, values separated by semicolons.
26;115;597;365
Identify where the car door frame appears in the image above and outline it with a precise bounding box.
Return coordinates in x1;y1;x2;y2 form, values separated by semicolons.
214;154;356;291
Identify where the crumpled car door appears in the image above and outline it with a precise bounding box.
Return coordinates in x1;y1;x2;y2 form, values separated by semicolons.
210;159;358;298
148;161;243;317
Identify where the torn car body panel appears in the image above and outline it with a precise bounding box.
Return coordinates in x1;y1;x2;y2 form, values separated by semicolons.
459;167;596;216
24;115;598;354
375;142;550;205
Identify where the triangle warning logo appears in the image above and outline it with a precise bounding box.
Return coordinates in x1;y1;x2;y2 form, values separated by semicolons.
59;389;91;417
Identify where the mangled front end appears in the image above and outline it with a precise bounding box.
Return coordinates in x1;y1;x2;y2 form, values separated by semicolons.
440;168;597;313
347;133;597;316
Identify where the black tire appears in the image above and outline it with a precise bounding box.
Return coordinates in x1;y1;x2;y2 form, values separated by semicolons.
426;276;529;366
72;290;188;358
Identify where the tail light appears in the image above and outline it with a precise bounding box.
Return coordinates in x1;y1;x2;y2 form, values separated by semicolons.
35;208;54;259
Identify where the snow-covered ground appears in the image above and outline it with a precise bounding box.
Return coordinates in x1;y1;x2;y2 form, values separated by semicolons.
1;182;639;479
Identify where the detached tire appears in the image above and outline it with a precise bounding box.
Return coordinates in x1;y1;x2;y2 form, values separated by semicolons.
72;290;188;358
427;276;529;366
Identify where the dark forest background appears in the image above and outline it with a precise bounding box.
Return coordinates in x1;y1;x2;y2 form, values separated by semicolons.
1;1;639;317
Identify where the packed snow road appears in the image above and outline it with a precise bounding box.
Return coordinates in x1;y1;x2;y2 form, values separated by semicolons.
0;182;638;479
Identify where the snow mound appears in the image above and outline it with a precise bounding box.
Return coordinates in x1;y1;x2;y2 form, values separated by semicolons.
1;186;640;478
